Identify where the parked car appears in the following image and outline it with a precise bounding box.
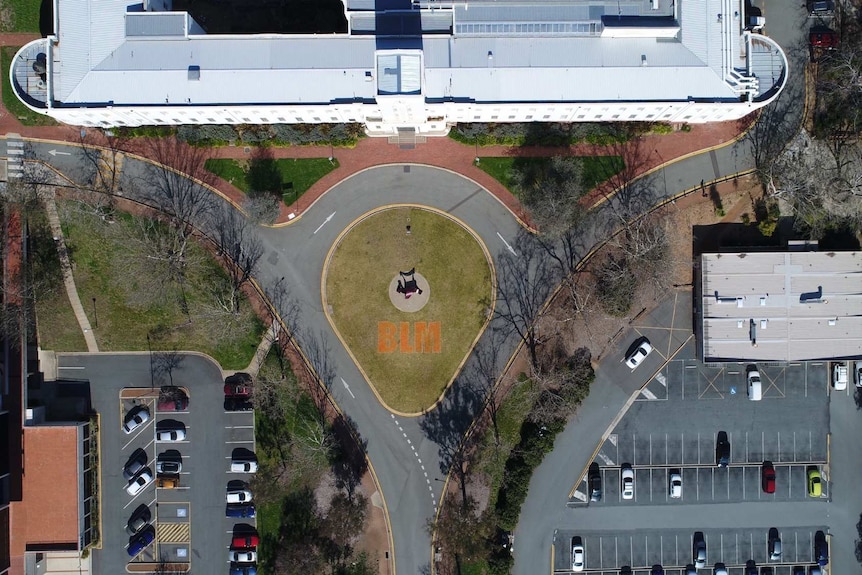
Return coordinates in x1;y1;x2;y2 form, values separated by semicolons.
230;566;258;575
125;504;151;536
747;368;762;401
744;560;758;575
228;550;258;563
156;475;179;488
123;405;150;434
157;386;189;411
231;459;259;473
126;468;153;496
669;472;682;499
768;528;781;561
761;461;776;493
226;503;257;518
156;424;187;442
127;525;155;557
814;531;828;566
571;536;585;572
225;372;253;398
808;467;822;497
156;458;182;475
807;0;835;14
651;565;665;575
693;531;706;568
856;361;862;387
621;464;635;500
625;338;653;370
714;563;728;575
232;533;260;549
810;27;839;49
123;448;148;481
225;398;255;412
588;469;602;502
832;362;848;390
715;431;730;467
227;489;253;504
685;566;697;575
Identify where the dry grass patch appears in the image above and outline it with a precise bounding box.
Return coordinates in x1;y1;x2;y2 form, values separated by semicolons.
325;207;493;413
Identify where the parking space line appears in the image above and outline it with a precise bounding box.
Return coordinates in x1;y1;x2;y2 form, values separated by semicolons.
599;535;603;569
735;533;739;565
226;440;254;444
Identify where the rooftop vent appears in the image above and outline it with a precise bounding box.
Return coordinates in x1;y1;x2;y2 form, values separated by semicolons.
799;286;823;303
188;65;200;81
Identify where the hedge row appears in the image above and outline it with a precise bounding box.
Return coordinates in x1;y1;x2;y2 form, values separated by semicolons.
449;121;679;147
116;123;366;147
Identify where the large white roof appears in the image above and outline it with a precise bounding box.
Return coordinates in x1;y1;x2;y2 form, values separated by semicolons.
50;0;758;107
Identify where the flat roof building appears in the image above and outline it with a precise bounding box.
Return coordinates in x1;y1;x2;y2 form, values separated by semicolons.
697;251;862;363
9;0;788;136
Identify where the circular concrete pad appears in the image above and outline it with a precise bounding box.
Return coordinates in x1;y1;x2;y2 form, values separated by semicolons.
388;272;430;312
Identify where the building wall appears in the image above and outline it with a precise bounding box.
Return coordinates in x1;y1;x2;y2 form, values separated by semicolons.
40;97;757;133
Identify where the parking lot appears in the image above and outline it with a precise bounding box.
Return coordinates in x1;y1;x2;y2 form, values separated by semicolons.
56;353;257;575
553;527;830;573
572;357;830;505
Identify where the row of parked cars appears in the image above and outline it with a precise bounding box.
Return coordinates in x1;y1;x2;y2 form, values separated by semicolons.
571;530;829;573
122;388;190;559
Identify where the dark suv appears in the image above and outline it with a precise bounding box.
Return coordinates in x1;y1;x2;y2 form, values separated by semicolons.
715;431;730;467
814;531;828;566
588;463;602;502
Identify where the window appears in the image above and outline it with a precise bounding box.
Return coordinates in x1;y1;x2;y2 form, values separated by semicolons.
313;116;322;121
278;117;286;122
242;117;251;122
526;115;533;120
260;117;268;122
207;118;217;122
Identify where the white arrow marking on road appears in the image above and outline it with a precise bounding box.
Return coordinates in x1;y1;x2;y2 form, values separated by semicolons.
48;149;71;156
340;377;356;399
314;212;336;234
496;232;517;256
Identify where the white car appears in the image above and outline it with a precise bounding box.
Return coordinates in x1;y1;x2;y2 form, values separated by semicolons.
621;465;635;500
571;537;585;572
625;339;653;370
747;369;762;401
227;489;253;504
230;459;259;473
228;550;257;563
833;363;848;390
669;473;682;499
126;469;153;496
156;427;186;442
123;406;151;434
855;362;862;388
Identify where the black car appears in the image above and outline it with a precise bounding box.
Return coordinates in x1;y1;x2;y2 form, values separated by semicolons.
126;504;152;536
123;448;149;481
715;431;730;467
814;531;828;566
588;465;602;502
225;397;254;412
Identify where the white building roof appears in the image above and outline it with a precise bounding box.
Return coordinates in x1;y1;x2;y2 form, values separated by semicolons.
700;251;862;362
46;0;767;108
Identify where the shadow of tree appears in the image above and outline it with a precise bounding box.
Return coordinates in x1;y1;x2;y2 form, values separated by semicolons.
329;413;368;499
247;147;283;196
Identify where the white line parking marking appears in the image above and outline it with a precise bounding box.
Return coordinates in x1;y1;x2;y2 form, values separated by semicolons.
597;452;615;466
640;388;657;400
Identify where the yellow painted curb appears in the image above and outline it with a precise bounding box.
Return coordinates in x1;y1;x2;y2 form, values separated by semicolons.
320;204;497;418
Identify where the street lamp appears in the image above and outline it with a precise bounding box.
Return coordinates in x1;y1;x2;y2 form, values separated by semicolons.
91;297;98;328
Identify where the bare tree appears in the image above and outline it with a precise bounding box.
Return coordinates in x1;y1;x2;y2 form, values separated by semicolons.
467;329;505;446
512;156;587;238
72;130;129;218
210;205;264;314
494;231;554;370
131;137;217;298
243;193;281;225
263;276;303;375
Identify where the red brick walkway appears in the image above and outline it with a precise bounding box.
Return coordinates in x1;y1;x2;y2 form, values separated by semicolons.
0;37;750;227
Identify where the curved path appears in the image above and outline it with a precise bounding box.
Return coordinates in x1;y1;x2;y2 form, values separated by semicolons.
6;6;811;571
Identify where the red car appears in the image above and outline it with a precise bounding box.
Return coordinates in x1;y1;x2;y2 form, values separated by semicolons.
810;29;838;49
762;461;776;493
224;373;253;398
231;534;259;549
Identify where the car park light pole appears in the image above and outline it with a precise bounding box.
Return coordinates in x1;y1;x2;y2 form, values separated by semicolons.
146;332;154;388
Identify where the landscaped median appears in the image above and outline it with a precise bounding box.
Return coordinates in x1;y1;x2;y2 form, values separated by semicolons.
324;206;494;414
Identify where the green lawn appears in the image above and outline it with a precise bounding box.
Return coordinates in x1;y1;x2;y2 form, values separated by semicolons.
1;47;59;126
205;158;338;206
1;0;42;32
42;205;264;369
325;207;493;413
477;156;624;197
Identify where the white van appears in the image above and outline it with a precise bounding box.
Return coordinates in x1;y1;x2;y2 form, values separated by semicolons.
747;369;762;401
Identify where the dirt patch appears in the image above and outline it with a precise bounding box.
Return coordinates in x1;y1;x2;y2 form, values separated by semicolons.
353;471;393;575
